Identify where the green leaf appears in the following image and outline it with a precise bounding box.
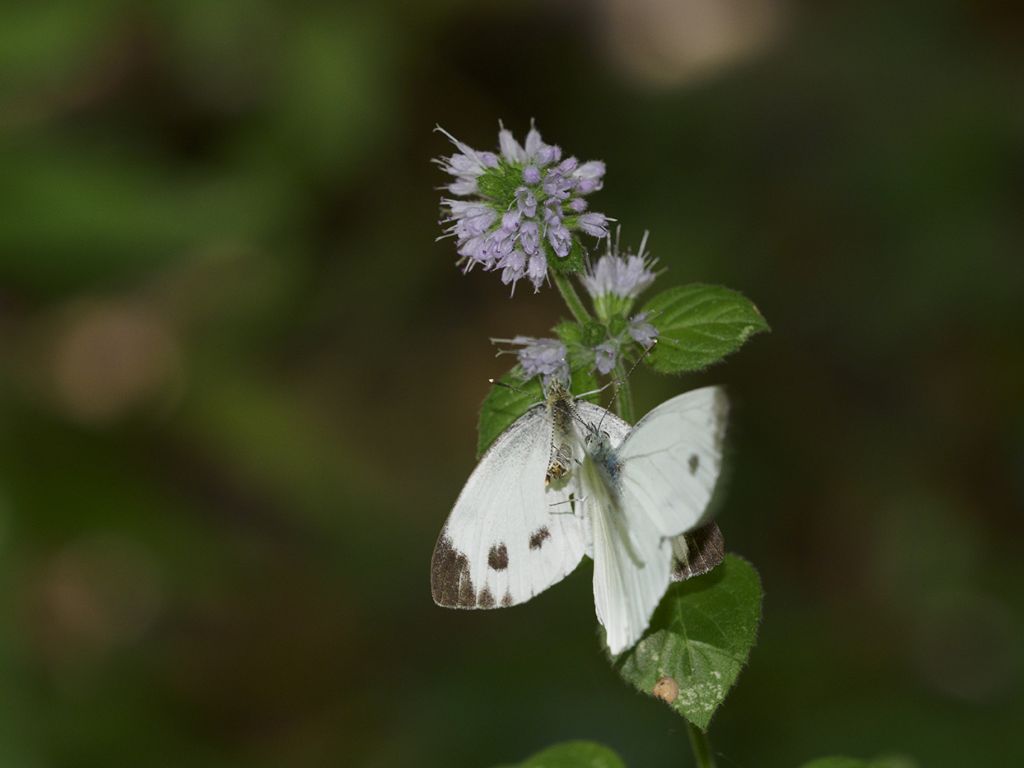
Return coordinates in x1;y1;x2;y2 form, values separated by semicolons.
495;740;626;768
799;758;916;768
477;372;543;458
642;284;769;374
616;554;762;730
570;367;600;403
476;367;599;457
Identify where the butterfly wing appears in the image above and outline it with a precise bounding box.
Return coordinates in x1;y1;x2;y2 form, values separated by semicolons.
583;388;727;653
670;522;725;581
572;400;630;558
431;404;587;609
617;386;728;538
575;401;630;445
581;449;672;655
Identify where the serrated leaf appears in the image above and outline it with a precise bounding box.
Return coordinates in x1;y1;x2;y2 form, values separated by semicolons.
616;554;762;729
800;758;916;768
642;284;769;374
476;368;600;457
495;740;626;768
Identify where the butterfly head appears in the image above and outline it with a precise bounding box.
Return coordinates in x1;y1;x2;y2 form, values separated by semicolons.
583;423;613;456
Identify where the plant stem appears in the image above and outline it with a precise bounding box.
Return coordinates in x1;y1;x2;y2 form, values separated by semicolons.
552;272;636;420
612;362;635;423
686;723;716;768
552;271;592;324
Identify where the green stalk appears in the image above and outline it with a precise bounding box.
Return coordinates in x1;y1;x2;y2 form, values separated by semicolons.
612;361;635;423
553;271;636;423
552;271;592;324
686;723;716;768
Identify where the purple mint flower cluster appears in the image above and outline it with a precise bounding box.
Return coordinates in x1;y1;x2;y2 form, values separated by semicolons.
497;312;657;387
437;124;609;293
497;336;570;387
588;313;658;377
580;231;658;302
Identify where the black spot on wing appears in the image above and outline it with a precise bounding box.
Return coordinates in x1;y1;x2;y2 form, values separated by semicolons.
478;586;496;608
671;523;725;582
529;526;551;550
488;543;509;571
431;533;476;607
688;454;700;474
501;590;514;607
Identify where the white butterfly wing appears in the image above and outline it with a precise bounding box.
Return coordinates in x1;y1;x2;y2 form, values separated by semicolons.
617;386;728;538
583;388;728;654
575;401;630;445
581;453;672;655
573;400;630;560
431;405;586;609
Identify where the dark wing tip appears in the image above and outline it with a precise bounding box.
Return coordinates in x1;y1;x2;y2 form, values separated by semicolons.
431;533;479;608
671;523;725;582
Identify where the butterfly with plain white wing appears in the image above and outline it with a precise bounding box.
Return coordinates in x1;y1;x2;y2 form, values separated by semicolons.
430;381;728;654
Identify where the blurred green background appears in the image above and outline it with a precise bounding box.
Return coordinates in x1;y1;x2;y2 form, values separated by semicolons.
1;1;1022;766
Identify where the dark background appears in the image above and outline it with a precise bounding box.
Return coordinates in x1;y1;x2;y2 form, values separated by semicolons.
1;1;1022;766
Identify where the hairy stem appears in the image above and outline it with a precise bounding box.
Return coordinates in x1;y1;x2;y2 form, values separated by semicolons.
687;723;716;768
552;271;592;324
611;362;636;423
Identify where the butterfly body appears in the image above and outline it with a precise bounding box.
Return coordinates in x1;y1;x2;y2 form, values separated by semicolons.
545;382;579;487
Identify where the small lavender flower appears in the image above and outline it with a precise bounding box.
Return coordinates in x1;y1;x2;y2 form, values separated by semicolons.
435;127;499;195
437;122;610;293
578;212;609;237
628;312;659;348
580;230;658;320
573;161;606;194
495;336;570;386
593;341;618;376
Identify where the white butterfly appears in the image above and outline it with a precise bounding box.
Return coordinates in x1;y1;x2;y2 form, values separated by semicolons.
431;382;728;654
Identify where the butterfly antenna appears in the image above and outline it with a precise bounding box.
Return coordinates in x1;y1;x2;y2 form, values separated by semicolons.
596;341;657;432
488;377;525;393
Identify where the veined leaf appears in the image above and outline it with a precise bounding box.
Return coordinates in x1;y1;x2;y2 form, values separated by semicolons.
642;284;769;374
494;740;625;768
616;554;762;729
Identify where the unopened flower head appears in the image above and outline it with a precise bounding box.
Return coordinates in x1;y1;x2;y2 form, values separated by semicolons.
580;230;658;320
437;123;610;294
495;336;570;387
